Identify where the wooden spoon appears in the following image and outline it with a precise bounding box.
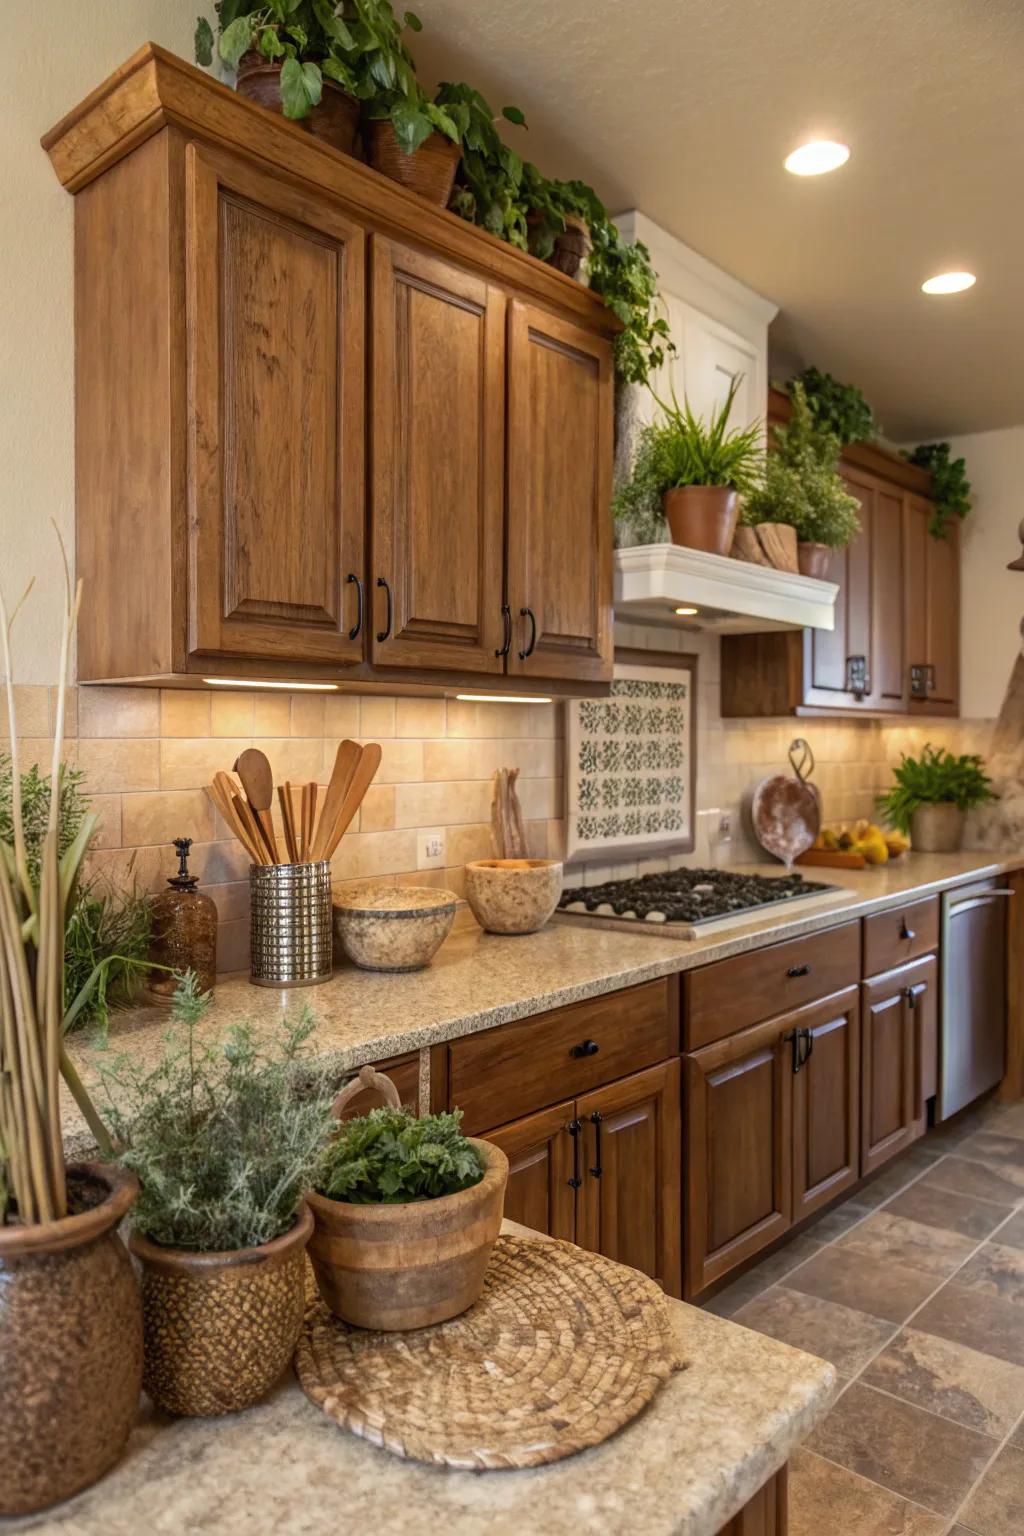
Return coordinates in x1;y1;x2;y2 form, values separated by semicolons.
233;793;273;865
318;743;383;862
312;739;362;861
208;777;262;863
233;748;279;863
278;783;299;863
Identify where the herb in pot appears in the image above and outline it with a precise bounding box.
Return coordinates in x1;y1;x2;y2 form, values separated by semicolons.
742;382;861;549
315;1103;484;1203
876;745;996;836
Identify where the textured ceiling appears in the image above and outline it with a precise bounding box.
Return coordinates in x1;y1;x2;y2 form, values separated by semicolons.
414;0;1023;439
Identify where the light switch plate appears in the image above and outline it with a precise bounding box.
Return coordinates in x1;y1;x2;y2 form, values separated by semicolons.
417;828;446;870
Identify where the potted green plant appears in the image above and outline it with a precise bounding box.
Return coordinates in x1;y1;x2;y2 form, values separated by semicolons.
307;1066;508;1330
98;978;336;1416
788;366;879;447
195;1;362;153
612;375;762;554
0;544;143;1518
877;744;997;853
740;382;861;576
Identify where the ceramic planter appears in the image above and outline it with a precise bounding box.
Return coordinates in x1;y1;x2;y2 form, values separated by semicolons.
0;1163;142;1517
307;1138;509;1331
798;541;832;579
663;487;738;556
365;121;461;206
910;802;965;853
465;858;564;934
129;1204;313;1417
333;885;457;972
235;53;359;156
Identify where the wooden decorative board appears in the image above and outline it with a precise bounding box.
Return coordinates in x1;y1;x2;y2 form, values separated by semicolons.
295;1234;682;1470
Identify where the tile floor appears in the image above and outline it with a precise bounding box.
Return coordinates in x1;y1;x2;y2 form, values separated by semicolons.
704;1098;1024;1535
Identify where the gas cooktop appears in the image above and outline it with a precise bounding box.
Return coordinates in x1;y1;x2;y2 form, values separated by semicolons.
557;868;847;939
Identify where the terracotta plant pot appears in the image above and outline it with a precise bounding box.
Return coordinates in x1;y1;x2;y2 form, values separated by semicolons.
910;802;965;853
129;1204;313;1416
465;858;564;935
798;541;832;580
307;1082;508;1332
663;486;738;556
235;53;360;156
0;1163;142;1517
365;121;461;206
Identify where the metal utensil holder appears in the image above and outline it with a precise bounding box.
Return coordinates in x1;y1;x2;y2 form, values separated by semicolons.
250;861;332;988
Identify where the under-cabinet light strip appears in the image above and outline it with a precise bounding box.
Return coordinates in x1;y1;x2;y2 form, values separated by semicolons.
203;678;339;691
454;693;553;705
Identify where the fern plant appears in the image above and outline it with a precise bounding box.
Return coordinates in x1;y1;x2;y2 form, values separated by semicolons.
315;1104;483;1203
742;382;861;548
876;745;996;835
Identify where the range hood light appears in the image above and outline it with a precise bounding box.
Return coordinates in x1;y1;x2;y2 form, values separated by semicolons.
203;678;339;691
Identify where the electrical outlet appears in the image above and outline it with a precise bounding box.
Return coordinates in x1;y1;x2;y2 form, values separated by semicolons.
417;828;446;870
717;811;733;844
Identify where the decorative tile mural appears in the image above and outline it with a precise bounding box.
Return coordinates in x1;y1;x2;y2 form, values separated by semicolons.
565;656;696;861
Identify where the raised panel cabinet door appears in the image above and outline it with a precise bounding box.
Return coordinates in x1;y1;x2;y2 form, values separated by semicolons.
861;958;931;1176
506;300;614;682
685;1020;793;1299
576;1059;682;1298
871;485;905;708
802;469;873;709
185;142;366;665
791;988;861;1221
482;1101;577;1242
370;238;505;673
905;496;959;713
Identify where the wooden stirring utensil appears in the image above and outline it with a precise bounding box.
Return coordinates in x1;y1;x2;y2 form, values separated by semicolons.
208;775;264;864
233;748;279;863
318;742;383;862
278;782;299;863
312;739;362;861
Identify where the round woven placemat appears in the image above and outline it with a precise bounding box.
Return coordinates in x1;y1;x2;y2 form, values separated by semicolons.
295;1234;682;1470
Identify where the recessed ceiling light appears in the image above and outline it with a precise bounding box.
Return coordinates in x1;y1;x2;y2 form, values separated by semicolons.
784;140;850;177
921;271;976;295
674;605;700;617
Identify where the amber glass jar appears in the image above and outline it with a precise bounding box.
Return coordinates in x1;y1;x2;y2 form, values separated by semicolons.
148;838;218;998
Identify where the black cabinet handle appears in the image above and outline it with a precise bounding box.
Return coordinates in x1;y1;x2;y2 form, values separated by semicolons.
375;576;392;643
588;1111;603;1179
800;1027;814;1069
909;664;928;699
900;920;916;940
518;606;537;660
846;654;869;699
785;1027;814;1073
495;603;512;658
787;963;812;978
567;1117;582;1189
570;1038;600;1059
346;573;363;641
784;1028;801;1074
905;982;927;1010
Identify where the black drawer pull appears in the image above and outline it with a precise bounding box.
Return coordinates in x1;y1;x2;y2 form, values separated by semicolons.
589;1111;603;1179
900;920;916;940
570;1038;600;1058
375;576;393;643
495;603;512;658
346;572;363;641
906;982;927;1010
518;605;537;661
567;1117;582;1189
787;963;812;978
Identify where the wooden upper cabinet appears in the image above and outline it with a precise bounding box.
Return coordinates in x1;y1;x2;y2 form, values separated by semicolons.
370;238;505;673
905;495;959;714
506;301;614;683
186;143;366;666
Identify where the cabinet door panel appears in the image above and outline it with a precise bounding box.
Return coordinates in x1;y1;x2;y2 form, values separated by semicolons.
905;496;959;714
685;1020;792;1298
483;1101;576;1242
803;469;873;709
506;300;614;682
577;1060;681;1297
872;486;905;707
861;955;934;1175
186;142;365;664
371;238;505;672
793;989;861;1220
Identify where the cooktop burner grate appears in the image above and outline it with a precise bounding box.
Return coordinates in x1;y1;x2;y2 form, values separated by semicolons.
558;868;837;927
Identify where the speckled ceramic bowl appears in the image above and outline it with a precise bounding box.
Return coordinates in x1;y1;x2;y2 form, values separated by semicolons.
464;859;564;935
333;886;458;972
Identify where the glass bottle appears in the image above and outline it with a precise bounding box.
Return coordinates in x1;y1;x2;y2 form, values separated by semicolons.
148;837;218;999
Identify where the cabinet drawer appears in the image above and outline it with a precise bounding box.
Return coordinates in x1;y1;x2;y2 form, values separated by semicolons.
863;896;939;977
684;922;860;1050
442;979;678;1134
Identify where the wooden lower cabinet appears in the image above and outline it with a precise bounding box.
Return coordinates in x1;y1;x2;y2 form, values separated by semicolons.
861;954;937;1175
719;1467;788;1536
482;1060;681;1297
685;988;861;1298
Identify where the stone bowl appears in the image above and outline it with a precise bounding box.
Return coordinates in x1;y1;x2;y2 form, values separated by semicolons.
464;859;564;935
333;885;458;972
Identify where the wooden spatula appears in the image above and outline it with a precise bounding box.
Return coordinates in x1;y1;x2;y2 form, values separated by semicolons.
233;748;279;863
278;783;299;863
312;739;362;862
208;776;263;864
317;742;382;862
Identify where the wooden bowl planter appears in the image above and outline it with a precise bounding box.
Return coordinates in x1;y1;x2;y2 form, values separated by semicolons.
365;121;461;206
235;53;360;156
465;858;564;934
129;1204;314;1416
307;1068;509;1331
0;1163;142;1516
663;486;738;556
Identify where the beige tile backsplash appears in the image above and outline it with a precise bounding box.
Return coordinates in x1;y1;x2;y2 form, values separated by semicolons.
2;623;993;974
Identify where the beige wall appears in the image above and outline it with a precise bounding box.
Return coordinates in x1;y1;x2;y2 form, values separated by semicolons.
1;1;213;682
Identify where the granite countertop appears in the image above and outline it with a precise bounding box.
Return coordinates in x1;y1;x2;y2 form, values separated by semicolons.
60;849;1023;1144
5;1223;836;1536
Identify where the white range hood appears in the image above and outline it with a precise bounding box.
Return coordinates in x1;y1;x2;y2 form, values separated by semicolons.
614;544;839;634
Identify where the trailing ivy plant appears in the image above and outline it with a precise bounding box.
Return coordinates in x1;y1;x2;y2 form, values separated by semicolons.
903;442;972;539
315;1103;484;1203
742;382;861;549
788;366;879;446
876;745;996;835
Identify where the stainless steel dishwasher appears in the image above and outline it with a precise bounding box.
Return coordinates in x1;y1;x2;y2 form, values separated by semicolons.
940;877;1012;1120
